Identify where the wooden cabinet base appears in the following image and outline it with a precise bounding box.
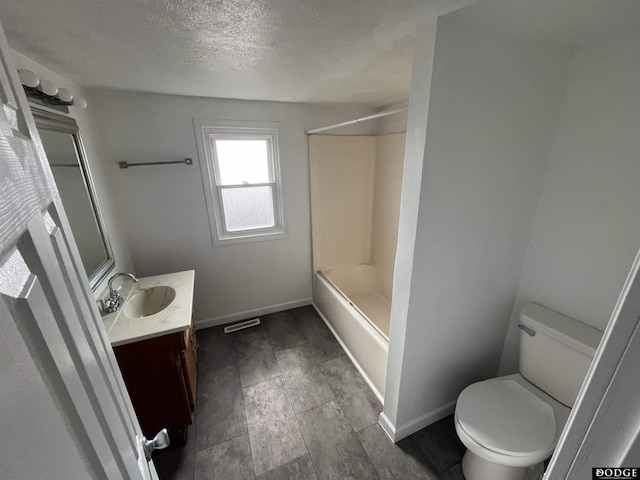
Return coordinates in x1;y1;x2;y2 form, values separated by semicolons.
114;329;197;445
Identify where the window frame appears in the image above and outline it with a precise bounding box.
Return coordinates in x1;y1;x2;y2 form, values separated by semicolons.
193;120;287;246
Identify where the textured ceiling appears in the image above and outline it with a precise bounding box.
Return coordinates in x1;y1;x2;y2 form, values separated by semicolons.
1;0;437;105
1;0;638;105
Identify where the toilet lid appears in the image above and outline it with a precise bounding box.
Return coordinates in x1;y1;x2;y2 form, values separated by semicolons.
456;379;557;457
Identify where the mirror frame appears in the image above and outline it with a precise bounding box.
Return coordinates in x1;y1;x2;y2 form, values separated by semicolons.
31;106;115;290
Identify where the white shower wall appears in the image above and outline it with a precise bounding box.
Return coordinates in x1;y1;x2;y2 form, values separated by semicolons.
309;135;376;271
309;133;406;280
371;134;406;298
310;131;406;398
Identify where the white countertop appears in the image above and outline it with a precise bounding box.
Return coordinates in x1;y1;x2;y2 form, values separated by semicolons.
103;270;195;347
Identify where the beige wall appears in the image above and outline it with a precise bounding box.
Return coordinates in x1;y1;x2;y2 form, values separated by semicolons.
309;135;376;271
371;133;406;298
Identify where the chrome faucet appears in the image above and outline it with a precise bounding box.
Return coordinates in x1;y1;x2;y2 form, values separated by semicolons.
103;272;139;314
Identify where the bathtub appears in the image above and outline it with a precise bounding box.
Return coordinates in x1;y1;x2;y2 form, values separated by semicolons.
313;264;389;401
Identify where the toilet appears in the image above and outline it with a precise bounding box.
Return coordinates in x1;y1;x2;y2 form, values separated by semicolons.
454;303;602;480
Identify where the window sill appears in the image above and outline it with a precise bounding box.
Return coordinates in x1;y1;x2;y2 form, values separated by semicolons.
212;230;289;247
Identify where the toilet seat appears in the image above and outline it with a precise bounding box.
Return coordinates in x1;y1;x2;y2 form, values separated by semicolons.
455;375;568;466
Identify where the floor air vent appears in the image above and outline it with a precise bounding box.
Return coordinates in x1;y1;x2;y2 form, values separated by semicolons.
223;318;261;334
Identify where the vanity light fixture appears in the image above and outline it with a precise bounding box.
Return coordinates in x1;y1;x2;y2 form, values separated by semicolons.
17;68;87;110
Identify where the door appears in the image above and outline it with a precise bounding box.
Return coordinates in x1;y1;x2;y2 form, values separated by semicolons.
0;22;156;480
544;249;640;478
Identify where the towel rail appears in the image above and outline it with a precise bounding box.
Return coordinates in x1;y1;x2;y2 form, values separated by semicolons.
119;158;193;169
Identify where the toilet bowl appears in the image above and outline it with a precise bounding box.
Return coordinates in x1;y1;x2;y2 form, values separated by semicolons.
454;303;602;480
455;374;570;480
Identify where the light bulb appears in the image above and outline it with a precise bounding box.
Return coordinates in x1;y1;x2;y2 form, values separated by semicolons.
18;69;39;88
57;87;73;103
73;96;87;109
39;79;58;96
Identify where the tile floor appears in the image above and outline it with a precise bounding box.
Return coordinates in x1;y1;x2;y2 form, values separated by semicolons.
153;306;466;480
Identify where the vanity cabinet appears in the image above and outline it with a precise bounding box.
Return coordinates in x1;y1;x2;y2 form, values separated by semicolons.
114;327;197;445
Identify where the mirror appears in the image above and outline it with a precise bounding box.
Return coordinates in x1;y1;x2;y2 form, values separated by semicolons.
32;106;115;290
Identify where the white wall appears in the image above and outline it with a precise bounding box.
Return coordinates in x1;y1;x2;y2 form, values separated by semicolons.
10;51;135;297
87;90;313;327
499;31;640;374
382;18;438;440
383;19;572;438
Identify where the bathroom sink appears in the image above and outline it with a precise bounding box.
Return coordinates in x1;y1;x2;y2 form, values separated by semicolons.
104;270;195;347
124;286;177;318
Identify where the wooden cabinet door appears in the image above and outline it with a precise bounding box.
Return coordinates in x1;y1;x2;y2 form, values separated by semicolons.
114;332;191;445
182;328;198;411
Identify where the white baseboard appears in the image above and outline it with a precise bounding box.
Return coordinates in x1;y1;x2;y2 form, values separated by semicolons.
312;303;385;405
378;412;397;441
379;400;456;442
194;298;313;330
392;400;457;441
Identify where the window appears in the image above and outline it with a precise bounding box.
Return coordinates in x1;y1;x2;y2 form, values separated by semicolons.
194;120;286;245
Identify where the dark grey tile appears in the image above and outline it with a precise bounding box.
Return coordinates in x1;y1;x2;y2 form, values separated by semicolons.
410;415;465;473
153;449;194;480
195;363;247;451
234;326;280;387
255;454;318;480
194;434;254;480
263;311;306;352
292;306;344;363
191;310;454;480
153;424;196;480
321;355;381;431
357;424;438;480
198;355;239;387
243;376;307;476
275;344;335;413
441;463;465;480
298;401;379;480
196;325;236;374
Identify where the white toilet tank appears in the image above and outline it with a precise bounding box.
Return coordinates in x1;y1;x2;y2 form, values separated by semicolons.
519;303;603;407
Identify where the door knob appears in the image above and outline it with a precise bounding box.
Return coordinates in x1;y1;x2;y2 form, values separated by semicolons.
142;428;170;460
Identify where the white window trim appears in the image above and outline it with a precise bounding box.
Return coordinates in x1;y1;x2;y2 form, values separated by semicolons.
193;119;287;246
